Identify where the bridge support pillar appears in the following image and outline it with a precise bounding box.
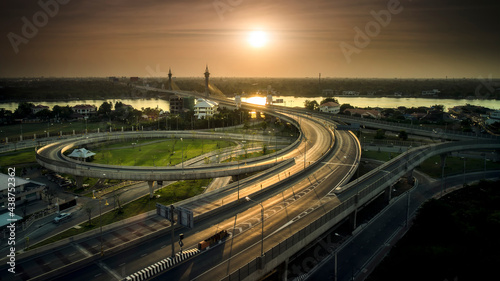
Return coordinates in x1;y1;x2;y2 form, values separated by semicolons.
76;176;84;189
384;185;392;204
147;181;155;198
277;258;288;281
440;153;448;195
405;169;414;183
349;209;357;231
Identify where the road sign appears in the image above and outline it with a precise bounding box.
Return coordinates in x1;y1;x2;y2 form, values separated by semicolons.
176;207;194;229
156;203;174;221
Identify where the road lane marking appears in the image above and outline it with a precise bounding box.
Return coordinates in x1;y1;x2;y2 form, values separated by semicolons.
73;243;92;257
97;261;122;280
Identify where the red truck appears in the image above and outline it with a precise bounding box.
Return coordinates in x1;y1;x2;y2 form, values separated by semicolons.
198;230;229;250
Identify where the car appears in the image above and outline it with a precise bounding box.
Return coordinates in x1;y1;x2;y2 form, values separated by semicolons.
53;213;72;223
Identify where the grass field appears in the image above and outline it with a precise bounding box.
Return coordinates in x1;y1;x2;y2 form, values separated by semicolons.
2;120;115;140
417;155;500;178
90;139;235;166
28;178;210;250
0;148;37;173
361;149;500;178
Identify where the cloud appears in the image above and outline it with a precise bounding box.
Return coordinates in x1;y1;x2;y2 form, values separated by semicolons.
0;0;498;77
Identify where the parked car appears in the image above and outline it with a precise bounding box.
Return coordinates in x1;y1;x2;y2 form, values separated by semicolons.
53;213;72;223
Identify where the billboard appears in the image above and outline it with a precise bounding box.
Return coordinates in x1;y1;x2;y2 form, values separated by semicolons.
156;203;174;221
176;207;194;229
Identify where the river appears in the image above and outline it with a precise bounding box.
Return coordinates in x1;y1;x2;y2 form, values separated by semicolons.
244;96;500;110
1;96;499;112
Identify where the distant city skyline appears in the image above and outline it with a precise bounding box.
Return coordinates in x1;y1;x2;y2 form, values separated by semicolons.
1;0;499;78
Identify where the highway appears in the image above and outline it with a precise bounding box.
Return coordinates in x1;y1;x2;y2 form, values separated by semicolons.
1;109;361;281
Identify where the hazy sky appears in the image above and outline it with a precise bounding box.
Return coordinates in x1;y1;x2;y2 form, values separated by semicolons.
1;0;498;78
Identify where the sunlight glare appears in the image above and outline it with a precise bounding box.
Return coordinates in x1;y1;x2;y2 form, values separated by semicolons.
244;96;267;105
248;31;268;48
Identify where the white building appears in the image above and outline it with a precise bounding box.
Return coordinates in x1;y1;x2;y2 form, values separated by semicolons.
266;94;273;105
486;110;500;125
490;110;500;119
194;98;218;119
322;89;334;96
31;104;49;114
72;104;97;115
319;102;340;114
422;89;440;96
342;91;360;96
235;94;242;109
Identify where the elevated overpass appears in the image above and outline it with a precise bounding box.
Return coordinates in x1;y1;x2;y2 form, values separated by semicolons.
15;85;497;281
217;139;500;281
324;112;500;141
36;131;295;182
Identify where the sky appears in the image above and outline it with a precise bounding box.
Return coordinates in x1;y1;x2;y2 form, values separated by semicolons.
0;0;499;78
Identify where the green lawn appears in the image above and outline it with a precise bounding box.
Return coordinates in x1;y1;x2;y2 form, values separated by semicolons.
361;149;500;178
28;178;210;250
0;148;37;173
91;139;235;166
417;155;500;178
2;120;116;140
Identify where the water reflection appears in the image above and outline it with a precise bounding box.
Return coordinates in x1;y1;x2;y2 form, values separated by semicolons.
244;96;500;110
0;99;170;112
1;96;499;112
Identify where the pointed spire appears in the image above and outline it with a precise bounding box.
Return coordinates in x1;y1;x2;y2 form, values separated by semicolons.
169;68;172;75
205;64;209;74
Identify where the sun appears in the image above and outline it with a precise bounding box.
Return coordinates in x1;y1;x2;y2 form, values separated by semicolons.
248;31;268;48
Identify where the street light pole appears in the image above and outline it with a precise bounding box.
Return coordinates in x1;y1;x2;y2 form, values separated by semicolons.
98;196;109;256
237;160;240;201
245;196;264;258
181;138;184;170
462;157;466;187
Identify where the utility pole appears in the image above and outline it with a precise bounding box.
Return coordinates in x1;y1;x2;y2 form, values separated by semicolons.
170;204;175;258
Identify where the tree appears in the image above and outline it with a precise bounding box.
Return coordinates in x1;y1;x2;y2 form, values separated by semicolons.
375;129;386;139
98;102;113;117
0;108;14;124
432;104;445;112
14;102;34;119
398;130;408;140
35;108;51;121
304;100;319;111
52;105;73;120
44;187;57;205
340;103;354;113
261;121;268;131
320;97;339;105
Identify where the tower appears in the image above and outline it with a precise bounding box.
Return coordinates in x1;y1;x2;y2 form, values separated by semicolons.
204;65;210;96
168;68;173;91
